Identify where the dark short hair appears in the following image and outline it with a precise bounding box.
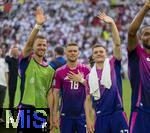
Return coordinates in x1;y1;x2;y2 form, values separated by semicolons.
66;42;78;47
54;46;64;55
92;44;106;52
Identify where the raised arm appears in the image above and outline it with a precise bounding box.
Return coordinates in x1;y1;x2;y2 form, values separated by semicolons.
97;12;121;60
128;0;150;51
22;7;46;57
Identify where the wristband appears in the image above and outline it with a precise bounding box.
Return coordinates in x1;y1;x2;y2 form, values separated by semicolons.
34;24;42;30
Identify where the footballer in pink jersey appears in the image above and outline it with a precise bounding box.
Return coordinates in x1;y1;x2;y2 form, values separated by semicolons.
53;43;90;133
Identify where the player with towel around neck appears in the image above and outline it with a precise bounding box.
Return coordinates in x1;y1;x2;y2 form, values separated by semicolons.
84;12;129;133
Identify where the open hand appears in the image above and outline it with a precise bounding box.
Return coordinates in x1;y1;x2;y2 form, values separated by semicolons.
97;12;114;24
68;70;83;82
35;7;46;25
86;119;95;133
145;0;150;8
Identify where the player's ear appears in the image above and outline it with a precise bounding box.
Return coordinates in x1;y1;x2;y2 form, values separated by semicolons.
92;54;95;61
78;51;80;56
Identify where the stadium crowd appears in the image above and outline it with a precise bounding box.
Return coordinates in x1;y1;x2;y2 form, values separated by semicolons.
0;0;149;78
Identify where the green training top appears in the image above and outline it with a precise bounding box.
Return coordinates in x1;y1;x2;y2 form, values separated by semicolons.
14;57;54;108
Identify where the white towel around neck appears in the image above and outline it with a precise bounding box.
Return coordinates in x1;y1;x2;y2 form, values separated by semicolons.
89;58;112;100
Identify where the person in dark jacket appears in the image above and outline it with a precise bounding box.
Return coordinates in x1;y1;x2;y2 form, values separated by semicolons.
49;46;66;70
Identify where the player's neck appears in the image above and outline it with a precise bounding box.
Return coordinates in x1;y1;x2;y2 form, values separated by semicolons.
33;54;43;64
96;62;103;69
67;61;78;69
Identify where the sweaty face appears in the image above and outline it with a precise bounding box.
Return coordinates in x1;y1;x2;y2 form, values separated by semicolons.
65;46;79;62
141;26;150;49
33;38;47;57
92;47;107;63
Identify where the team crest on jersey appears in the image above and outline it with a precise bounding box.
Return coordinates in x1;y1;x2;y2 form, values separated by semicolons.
30;77;35;84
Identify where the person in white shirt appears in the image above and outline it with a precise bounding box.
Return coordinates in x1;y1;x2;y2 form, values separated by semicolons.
0;47;9;124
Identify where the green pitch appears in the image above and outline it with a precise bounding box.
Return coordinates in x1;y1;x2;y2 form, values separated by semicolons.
122;79;131;119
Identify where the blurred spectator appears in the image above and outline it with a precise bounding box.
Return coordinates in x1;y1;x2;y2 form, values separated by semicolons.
0;0;149;78
0;47;9;124
5;45;19;109
49;46;66;70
